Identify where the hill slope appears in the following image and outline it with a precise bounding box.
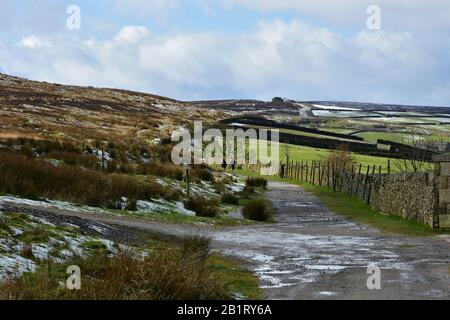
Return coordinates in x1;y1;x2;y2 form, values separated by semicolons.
0;73;222;143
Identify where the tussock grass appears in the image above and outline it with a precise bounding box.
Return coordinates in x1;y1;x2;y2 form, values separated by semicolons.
221;193;239;205
242;198;274;222
245;177;268;189
184;196;220;218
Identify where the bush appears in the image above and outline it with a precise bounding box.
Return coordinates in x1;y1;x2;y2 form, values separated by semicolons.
221;193;239;205
245;177;268;189
139;160;184;180
191;167;214;182
326;145;355;172
0;237;229;300
184;196;220;218
242;198;274;222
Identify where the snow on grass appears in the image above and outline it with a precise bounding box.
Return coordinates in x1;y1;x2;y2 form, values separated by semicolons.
312;110;372;118
137;199;195;216
0;211;123;280
225;183;245;193
0;254;36;281
0;194;196;218
91;148;112;161
174;201;196;216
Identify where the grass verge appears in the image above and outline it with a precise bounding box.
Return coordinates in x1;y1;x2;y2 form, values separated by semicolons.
208;255;262;300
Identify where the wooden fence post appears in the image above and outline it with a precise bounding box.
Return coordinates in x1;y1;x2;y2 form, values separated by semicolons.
305;163;309;183
292;161;295;180
355;164;362;198
101;147;106;172
300;161;304;181
362;165;370;200
331;162;334;191
327;162;331;188
311;161;316;185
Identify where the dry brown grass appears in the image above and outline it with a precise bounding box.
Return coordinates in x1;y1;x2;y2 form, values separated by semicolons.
138;160;185;180
0;151;178;208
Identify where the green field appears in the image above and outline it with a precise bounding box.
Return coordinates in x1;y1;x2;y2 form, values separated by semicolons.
355;131;450;144
281;143;402;172
246;140;433;172
320;128;357;135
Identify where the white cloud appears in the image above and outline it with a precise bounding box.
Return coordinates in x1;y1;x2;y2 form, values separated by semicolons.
18;36;52;49
114;26;150;45
2;19;449;106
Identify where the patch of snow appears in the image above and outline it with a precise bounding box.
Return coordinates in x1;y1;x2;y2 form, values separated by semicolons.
91;149;112;161
137;199;195;216
0;254;36;280
31;243;52;261
317;291;338;296
174;201;195;217
88;224;108;235
9;227;24;236
313;104;361;111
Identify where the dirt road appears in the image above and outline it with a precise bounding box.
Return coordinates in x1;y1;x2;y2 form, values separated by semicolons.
214;182;450;300
4;181;449;300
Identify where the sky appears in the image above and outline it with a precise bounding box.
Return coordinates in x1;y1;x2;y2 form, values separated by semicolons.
0;0;449;106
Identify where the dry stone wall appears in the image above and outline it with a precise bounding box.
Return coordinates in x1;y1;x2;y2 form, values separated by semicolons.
338;172;436;228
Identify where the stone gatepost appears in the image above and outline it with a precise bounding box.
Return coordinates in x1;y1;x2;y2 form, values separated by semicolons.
433;153;450;229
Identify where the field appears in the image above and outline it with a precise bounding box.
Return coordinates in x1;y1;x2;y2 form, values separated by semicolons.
246;140;433;173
